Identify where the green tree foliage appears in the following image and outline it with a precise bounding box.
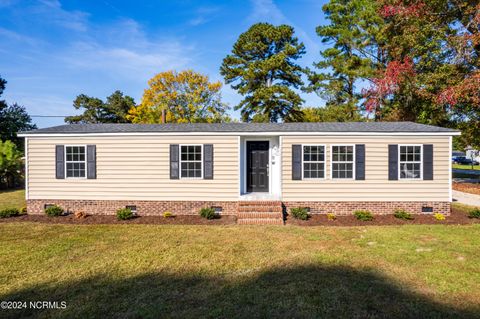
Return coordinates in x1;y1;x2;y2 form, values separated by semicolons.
65;90;135;124
0;103;36;149
307;0;383;121
0;140;22;189
221;23;306;122
0;76;36;149
302;105;363;122
0;76;6;110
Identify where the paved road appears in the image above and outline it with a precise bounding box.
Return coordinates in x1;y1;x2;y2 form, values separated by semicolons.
452;190;480;207
453;168;480;175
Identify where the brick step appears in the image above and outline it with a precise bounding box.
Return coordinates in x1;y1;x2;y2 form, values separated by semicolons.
238;206;283;213
238;201;282;207
237;212;284;219
237;218;284;225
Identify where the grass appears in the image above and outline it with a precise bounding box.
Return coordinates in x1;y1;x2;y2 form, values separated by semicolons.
452;202;480;213
0;223;479;318
0;189;25;210
453;164;480;171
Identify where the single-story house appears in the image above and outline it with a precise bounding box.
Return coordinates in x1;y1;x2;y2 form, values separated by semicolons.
19;122;460;224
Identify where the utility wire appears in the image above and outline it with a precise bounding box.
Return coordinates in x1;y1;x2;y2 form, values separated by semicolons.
30;115;72;118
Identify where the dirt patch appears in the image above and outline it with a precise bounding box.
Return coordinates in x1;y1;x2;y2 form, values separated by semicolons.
0;214;237;225
286;208;480;226
453;182;480;196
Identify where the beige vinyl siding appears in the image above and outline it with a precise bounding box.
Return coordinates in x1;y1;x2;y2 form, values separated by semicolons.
27;136;239;201
282;136;450;202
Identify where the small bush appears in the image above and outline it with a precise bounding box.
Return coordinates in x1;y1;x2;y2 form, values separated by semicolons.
116;208;134;220
199;207;216;219
20;206;27;214
290;207;309;220
468;208;480;219
163;211;175;218
434;213;446;221
394;209;414;220
326;213;336;221
354;210;374;221
0;208;20;218
44;205;63;217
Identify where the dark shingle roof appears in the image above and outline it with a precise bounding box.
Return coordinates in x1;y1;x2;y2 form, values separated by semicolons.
19;122;459;134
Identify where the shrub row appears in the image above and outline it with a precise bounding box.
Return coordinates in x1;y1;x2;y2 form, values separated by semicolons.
0;207;20;218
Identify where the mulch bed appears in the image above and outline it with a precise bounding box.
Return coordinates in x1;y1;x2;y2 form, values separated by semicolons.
286;208;479;226
0;214;237;225
453;182;480;196
1;209;478;226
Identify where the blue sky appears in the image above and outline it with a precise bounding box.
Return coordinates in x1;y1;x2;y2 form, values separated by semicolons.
0;0;328;128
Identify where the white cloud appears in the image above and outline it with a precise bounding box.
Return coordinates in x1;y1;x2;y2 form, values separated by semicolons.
188;6;221;26
249;0;285;23
59;19;194;81
23;0;89;32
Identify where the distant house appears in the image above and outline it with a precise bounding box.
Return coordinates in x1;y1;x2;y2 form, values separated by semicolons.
19;122;460;224
466;148;480;162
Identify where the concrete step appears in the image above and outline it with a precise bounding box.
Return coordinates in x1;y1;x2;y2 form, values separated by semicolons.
237;218;284;225
237;211;284;219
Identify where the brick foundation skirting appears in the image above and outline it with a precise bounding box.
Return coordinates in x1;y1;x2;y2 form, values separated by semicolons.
27;199;238;216
27;199;451;216
283;201;450;215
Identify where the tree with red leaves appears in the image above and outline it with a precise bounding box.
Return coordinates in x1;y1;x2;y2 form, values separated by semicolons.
311;0;479;147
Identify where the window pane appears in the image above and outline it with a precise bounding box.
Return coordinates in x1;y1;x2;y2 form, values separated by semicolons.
400;163;421;179
180;146;202;178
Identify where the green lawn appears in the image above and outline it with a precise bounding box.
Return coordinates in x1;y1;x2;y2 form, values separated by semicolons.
453;164;480;171
0;223;479;318
0;189;25;210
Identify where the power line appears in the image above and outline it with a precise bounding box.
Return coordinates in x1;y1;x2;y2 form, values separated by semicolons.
30;115;73;118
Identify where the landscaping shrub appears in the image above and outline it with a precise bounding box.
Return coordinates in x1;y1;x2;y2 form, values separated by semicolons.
116;208;134;220
0;207;20;218
20;206;27;214
434;213;446;221
326;213;336;221
44;205;63;217
394;209;414;220
199;207;216;220
163;211;175;218
290;207;309;220
468;208;480;219
354;210;374;221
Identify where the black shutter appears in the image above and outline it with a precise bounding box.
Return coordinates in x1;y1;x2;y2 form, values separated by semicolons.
423;144;433;180
388;144;398;180
87;145;96;179
292;144;302;180
355;144;365;180
170;144;179;179
203;144;213;179
55;145;65;179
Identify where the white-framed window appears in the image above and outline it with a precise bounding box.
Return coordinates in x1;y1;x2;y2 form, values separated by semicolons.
65;145;86;178
180;144;203;179
399;145;422;179
302;145;325;179
331;145;355;179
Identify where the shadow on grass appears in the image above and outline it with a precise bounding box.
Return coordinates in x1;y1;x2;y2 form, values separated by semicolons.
1;265;478;318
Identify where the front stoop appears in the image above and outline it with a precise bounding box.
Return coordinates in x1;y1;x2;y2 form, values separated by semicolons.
237;201;284;225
